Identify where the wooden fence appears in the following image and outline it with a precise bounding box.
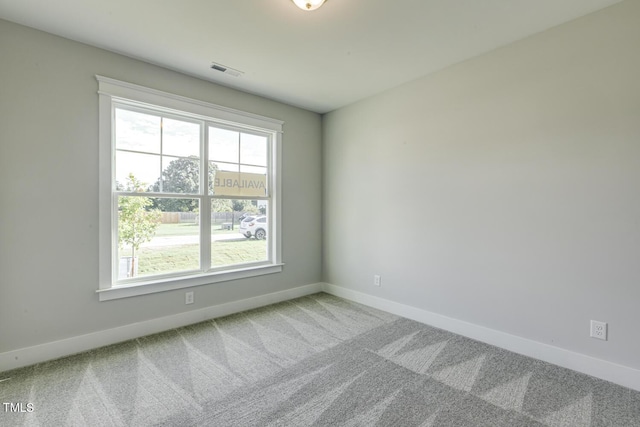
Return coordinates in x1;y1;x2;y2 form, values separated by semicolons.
160;212;239;224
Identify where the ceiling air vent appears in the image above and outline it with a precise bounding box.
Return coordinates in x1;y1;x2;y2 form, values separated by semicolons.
210;62;244;77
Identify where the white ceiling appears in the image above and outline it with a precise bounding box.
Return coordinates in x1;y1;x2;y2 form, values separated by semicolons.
0;0;622;113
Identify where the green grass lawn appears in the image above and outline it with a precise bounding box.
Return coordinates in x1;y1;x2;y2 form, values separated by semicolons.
134;239;267;276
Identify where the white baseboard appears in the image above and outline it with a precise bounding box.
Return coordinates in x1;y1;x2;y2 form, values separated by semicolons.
322;283;640;392
0;283;323;373
5;282;639;392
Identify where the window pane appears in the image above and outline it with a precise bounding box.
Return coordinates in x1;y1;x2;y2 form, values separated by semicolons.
117;196;200;280
115;151;160;191
211;161;238;172
240;165;267;175
212;170;267;197
159;156;199;194
209;161;238;195
209;127;239;163
211;199;267;268
115;108;161;153
163;118;200;158
240;133;267;166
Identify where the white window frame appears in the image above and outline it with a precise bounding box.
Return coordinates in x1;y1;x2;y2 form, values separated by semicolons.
97;76;283;301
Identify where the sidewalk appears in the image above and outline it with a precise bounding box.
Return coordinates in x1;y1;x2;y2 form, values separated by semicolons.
142;233;246;247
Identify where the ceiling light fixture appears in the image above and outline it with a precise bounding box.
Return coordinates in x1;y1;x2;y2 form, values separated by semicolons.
292;0;327;11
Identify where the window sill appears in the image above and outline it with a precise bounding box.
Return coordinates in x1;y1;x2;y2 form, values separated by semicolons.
97;263;284;301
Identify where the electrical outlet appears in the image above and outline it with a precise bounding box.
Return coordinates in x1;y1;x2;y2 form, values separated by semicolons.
374;275;381;287
590;320;607;341
185;291;194;305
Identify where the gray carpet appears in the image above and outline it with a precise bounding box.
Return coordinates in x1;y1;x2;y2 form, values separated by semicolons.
1;293;639;426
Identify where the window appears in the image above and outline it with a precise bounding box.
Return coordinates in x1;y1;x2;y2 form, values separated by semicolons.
97;76;283;301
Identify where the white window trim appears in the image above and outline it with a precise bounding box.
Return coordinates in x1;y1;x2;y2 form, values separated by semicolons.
97;76;283;301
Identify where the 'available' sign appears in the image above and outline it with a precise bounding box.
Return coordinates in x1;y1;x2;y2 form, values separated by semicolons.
214;171;267;197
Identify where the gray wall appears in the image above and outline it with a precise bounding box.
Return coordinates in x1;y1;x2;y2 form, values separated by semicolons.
0;19;322;353
323;1;640;370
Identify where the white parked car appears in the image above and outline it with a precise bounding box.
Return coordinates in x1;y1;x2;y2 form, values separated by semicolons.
239;215;267;240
